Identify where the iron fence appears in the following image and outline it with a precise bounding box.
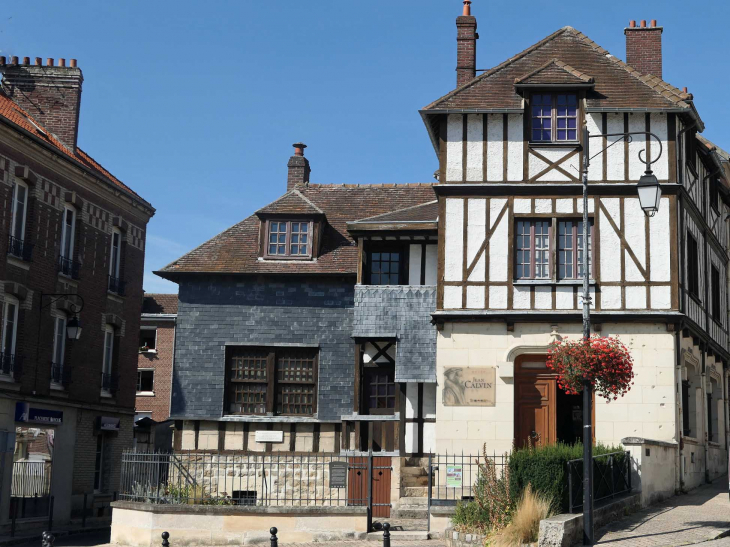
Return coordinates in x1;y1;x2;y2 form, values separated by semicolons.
8;235;33;262
427;452;508;507
567;451;631;513
120;451;369;507
10;460;52;520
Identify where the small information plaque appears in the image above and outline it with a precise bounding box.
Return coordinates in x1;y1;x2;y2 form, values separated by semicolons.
446;465;463;488
255;430;284;443
329;461;348;488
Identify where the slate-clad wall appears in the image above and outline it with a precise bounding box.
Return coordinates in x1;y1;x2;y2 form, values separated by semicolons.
353;285;437;383
173;276;354;421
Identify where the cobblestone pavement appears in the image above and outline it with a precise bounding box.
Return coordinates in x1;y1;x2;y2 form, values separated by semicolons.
596;479;730;547
283;541;443;547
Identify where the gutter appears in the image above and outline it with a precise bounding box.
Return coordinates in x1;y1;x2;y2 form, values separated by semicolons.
0;113;155;214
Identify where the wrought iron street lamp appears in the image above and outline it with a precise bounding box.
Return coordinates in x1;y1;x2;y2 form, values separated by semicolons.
580;124;663;544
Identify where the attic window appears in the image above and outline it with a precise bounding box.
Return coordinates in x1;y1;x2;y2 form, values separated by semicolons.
265;220;312;259
531;94;578;142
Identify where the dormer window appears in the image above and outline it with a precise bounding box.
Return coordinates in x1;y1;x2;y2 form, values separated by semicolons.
531;94;578;142
266;220;312;259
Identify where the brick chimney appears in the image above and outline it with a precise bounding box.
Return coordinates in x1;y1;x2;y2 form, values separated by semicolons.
0;57;83;152
287;142;310;191
625;19;663;78
456;0;478;87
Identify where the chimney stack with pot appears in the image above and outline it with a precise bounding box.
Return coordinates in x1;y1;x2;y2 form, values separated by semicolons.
625;19;663;78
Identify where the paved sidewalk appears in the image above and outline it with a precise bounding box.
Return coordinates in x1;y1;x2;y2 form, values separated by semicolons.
596;479;730;547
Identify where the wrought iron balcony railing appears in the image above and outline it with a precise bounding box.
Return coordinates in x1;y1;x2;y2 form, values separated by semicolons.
101;372;119;393
0;353;22;379
108;275;126;296
7;235;34;262
57;256;81;279
50;362;72;387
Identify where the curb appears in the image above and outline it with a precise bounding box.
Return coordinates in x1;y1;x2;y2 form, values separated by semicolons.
0;526;109;547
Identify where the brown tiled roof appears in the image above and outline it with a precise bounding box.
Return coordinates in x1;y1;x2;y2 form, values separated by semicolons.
156;184;436;278
0;90;151;207
142;294;178;315
256;189;324;215
351;200;438;224
423;26;694;113
515;59;594;85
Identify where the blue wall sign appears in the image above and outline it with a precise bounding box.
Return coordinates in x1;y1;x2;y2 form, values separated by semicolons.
15;402;63;425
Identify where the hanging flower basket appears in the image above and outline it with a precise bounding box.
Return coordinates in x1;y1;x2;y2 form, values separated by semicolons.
546;336;635;401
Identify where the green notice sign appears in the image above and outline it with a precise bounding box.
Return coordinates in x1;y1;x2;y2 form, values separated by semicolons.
446;465;463;487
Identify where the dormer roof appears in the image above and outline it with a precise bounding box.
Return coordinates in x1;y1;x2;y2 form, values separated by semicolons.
255;188;324;216
514;58;594;88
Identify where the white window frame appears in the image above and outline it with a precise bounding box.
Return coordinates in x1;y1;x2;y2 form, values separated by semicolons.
139;326;157;353
101;326;114;394
109;229;122;279
52;315;67;383
60;205;76;260
1;297;19;358
136;368;155;395
10;181;28;242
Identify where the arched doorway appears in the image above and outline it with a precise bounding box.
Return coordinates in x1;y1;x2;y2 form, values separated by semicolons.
513;354;588;447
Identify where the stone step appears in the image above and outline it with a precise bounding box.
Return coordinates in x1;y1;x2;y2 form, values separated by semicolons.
400;466;428;476
403;486;428;497
404;456;430;468
402;475;429;487
366;531;430;541
391;507;429;519
397;496;428;507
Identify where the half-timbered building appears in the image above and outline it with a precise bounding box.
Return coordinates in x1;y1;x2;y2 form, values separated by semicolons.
425;4;729;496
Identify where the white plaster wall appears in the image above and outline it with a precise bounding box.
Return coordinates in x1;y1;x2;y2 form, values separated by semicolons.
651;113;669;181
623;198;646;282
435;322;676;455
487;114;503;181
444;286;461;309
425;245;438;285
444;199;463;282
466;286;485;309
467;199;486;282
530;148;580;182
507;114;523;181
606;113;625;181
600;198;622;282
466;114;483;182
586;113;603;181
489;199;508;281
446;115;463;182
408;245;422;285
649;198;671;282
628;114;646;182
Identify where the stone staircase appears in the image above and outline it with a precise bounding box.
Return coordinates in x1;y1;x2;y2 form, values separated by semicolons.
388;457;431;531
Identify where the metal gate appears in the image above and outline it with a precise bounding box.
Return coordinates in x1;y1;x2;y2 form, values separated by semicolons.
347;453;392;530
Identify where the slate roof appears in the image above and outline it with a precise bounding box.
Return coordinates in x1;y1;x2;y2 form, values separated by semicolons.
423;26;696;116
157;184;436;278
514;59;594;86
0;90;150;207
350;200;439;224
142;293;179;315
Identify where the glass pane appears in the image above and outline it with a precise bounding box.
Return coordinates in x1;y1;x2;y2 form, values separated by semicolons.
300;224;308;233
268;244;276;254
568;130;577;140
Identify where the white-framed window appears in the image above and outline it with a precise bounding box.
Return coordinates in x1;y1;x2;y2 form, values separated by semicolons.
10;181;28;241
109;229;121;279
52;315;67;377
60;206;76;260
137;369;154;393
1;298;18;357
102;326;114;392
93;434;104;492
139;327;157;352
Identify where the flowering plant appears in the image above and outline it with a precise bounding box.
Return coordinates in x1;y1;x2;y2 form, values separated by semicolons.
546;336;634;401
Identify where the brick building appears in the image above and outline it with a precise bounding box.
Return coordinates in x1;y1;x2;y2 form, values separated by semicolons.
0;56;153;528
134;294;176;451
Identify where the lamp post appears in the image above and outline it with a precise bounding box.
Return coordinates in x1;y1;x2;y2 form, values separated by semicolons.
33;293;84;393
579;125;662;545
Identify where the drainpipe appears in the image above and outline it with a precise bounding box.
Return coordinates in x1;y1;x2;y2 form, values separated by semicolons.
675;327;684;492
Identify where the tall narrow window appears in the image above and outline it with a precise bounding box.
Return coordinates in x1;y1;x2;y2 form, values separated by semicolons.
515;220;551;279
711;265;721;322
558;220;593;279
707;393;714;442
1;298;18;376
101;326;114;392
108;229;123;294
275;350;317;415
10;181;28;242
687;233;700;297
681;380;690;436
51;315;67;385
60;207;76;260
93;434;104;492
228;349;269;415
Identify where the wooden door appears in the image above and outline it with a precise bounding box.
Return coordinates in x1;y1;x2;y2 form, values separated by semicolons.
346;456;391;519
371;457;392;518
514;356;556;447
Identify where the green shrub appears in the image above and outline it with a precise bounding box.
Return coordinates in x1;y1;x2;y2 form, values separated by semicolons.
508;443;625;513
452;500;491;534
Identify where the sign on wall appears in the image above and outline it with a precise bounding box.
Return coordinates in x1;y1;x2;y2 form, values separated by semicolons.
442;367;496;407
255;430;284;443
14;403;63;425
329;461;348;488
446;465;463;487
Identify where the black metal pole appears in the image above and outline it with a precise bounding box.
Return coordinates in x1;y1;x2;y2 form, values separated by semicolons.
270;527;278;547
47;495;54;532
161;531;169;547
581;125;594;545
82;492;87;528
382;522;391;547
10;499;16;537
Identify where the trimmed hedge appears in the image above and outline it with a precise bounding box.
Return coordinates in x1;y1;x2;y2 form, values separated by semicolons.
508;443;625;513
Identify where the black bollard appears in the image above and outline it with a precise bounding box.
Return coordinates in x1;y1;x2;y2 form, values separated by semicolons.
41;531;55;547
382;522;391;547
161;531;170;547
270;527;278;547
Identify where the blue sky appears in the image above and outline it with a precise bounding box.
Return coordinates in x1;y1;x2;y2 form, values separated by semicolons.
3;1;729;293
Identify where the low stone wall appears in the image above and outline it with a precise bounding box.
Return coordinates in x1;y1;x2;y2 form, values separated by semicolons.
111;502;368;546
622;437;678;506
443;527;488;547
538;493;640;547
429;506;457;538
